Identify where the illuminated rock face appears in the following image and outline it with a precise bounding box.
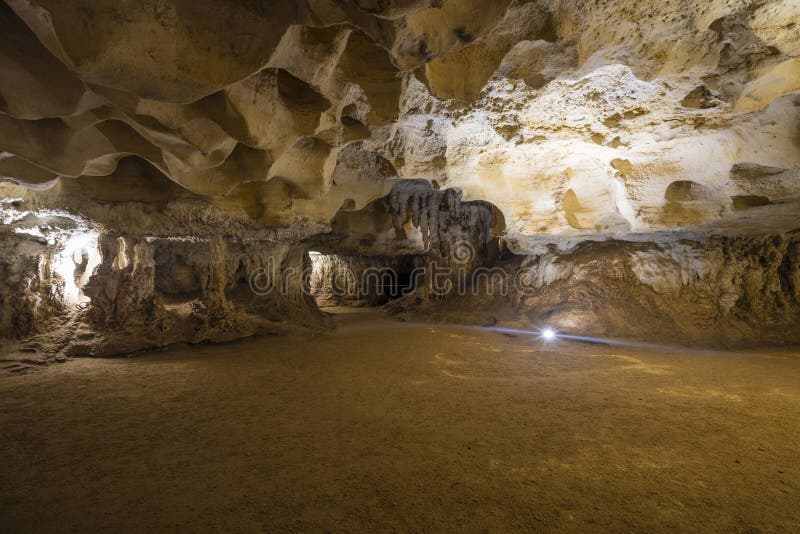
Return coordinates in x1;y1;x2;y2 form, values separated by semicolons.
0;0;799;354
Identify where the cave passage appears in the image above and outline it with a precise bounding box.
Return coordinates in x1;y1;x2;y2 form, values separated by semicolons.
308;251;424;309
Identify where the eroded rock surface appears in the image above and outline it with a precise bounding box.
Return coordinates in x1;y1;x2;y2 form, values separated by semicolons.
1;0;799;356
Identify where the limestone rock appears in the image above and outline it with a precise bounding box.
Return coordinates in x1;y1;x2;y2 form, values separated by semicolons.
1;0;799;352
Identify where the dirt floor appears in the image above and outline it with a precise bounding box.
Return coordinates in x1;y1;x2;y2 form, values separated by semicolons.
1;309;799;532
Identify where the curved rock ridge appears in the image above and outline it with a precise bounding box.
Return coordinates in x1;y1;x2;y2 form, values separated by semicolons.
1;0;800;356
0;0;797;247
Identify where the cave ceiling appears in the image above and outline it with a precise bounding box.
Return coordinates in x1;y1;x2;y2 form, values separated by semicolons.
1;0;799;251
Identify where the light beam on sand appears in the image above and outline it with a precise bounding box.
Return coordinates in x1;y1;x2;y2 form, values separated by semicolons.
477;325;706;353
338;318;717;354
540;328;557;341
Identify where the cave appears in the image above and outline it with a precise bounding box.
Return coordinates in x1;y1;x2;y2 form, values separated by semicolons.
1;0;800;531
308;251;423;308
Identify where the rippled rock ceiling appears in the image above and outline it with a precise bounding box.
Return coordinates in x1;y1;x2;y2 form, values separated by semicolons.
1;0;799;354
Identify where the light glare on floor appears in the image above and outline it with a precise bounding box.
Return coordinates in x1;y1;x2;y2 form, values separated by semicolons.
541;328;557;341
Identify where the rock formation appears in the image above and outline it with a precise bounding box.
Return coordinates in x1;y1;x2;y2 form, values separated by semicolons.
1;0;799;359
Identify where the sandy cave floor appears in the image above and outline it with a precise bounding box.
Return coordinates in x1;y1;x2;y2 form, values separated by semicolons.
1;309;799;532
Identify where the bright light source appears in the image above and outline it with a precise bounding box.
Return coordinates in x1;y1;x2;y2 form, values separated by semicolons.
540;328;557;341
52;230;101;306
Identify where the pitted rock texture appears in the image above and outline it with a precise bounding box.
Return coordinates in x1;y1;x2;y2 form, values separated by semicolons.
0;0;798;244
1;0;799;355
384;232;800;347
511;233;800;346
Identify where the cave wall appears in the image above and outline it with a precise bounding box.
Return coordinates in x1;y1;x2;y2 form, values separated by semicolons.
2;176;799;355
78;234;317;356
383;231;800;347
508;233;800;346
0;185;320;359
1;0;799;355
333;182;800;347
0;231;53;339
